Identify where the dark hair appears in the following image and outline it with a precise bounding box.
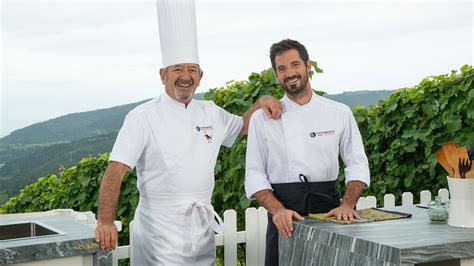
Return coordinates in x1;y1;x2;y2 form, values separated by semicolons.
270;39;309;71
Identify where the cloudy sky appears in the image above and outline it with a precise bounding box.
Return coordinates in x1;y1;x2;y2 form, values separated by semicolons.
1;0;472;137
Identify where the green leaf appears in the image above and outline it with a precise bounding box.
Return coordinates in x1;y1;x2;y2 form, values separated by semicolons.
310;60;323;73
403;176;413;188
78;175;91;187
445;118;462;132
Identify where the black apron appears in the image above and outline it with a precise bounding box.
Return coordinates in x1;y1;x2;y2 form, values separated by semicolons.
265;174;341;266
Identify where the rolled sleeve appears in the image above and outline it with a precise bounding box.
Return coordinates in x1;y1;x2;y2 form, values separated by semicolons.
339;109;370;187
245;111;272;199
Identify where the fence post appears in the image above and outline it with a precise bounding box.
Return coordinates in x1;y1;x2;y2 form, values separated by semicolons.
129;220;134;265
420;190;432;205
257;207;268;265
383;194;395;208
438;188;450;202
356;197;367;210
366;196;377;208
224;209;237;266
402;192;414;206
245;208;259;266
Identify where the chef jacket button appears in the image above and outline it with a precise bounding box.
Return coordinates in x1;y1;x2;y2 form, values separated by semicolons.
310;132;316;138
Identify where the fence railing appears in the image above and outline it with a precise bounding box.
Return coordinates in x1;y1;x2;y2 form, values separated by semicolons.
113;188;450;266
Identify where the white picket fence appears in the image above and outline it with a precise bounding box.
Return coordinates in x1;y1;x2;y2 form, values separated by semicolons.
112;188;450;266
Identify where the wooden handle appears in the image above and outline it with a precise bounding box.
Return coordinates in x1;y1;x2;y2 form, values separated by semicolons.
435;149;455;177
442;142;460;178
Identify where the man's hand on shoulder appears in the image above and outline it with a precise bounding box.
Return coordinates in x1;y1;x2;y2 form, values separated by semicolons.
258;95;283;119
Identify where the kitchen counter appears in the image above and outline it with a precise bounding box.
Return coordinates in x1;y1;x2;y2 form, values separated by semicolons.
0;210;111;265
279;206;474;266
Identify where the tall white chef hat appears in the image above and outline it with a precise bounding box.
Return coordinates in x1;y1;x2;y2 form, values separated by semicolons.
156;0;199;68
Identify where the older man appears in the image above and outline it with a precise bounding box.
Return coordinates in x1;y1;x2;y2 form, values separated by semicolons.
94;1;281;264
245;39;370;265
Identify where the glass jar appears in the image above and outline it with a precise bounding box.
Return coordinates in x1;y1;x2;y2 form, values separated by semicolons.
428;196;449;222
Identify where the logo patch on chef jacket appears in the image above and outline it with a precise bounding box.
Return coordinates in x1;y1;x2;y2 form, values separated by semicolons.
196;125;214;143
196;126;213;132
310;130;335;138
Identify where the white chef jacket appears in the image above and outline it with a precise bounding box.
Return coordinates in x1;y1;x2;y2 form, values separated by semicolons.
245;92;370;199
109;92;242;265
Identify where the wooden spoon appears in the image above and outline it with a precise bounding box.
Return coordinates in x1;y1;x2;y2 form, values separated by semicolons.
442;142;460;178
435;149;455;177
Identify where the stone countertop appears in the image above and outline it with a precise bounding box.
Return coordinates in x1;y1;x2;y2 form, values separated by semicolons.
0;211;111;265
279;206;474;265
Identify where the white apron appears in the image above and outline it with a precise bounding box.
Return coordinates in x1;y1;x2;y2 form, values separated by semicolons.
131;190;223;266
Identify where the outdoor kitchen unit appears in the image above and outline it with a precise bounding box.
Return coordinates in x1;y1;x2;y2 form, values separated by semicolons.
0;210;112;265
279;206;474;266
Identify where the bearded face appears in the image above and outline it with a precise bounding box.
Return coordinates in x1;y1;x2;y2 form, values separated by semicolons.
274;49;311;99
160;63;202;104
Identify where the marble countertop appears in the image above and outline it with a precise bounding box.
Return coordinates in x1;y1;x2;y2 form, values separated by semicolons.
0;211;111;265
280;206;474;265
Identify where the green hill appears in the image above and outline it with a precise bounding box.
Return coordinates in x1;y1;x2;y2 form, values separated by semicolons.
0;101;146;146
324;90;393;109
0;132;117;204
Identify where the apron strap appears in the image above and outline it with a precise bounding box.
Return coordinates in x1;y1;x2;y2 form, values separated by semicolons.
183;201;224;253
299;174;335;213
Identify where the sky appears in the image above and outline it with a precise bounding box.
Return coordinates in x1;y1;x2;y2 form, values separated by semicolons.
1;0;472;138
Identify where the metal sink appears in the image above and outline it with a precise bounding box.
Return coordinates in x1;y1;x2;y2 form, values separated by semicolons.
0;221;65;241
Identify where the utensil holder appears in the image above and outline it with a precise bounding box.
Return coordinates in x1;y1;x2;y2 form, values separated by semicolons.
447;176;474;228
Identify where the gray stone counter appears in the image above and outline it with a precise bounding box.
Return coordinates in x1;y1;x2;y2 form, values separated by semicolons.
0;211;111;265
279;206;474;266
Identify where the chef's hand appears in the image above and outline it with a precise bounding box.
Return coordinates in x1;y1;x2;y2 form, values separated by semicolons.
95;221;118;251
258;95;283;119
324;204;360;221
272;208;304;239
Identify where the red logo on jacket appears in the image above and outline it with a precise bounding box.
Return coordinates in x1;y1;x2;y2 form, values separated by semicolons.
196;125;213;143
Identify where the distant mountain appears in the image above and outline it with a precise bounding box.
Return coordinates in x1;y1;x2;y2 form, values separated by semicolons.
0;101;147;146
324;90;393;109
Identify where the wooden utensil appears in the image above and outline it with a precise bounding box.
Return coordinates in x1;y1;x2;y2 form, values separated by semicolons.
457;147;469;161
459;158;472;179
435;149;455;177
469;144;474;178
442;142;460;178
457;147;471;178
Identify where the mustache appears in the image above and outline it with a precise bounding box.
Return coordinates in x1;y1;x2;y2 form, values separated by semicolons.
176;79;194;86
284;75;300;83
